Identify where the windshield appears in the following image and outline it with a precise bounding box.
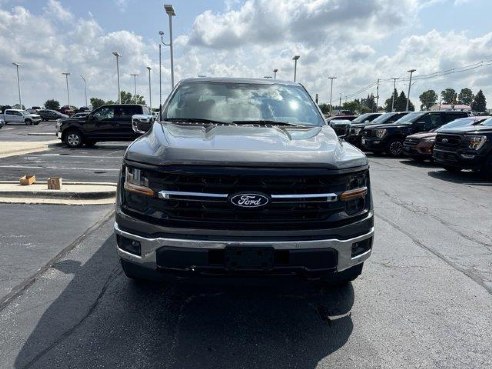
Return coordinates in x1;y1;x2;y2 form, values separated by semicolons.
393;111;424;124
481;117;492;126
164;81;324;126
436;117;475;131
352;113;374;124
370;113;394;124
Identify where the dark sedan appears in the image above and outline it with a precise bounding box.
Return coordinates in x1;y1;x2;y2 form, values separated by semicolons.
37;109;68;121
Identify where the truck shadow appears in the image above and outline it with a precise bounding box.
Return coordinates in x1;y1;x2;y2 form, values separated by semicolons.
15;236;355;369
428;169;492;186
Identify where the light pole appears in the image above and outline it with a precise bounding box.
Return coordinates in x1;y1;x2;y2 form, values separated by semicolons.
292;55;300;82
391;77;398;111
339;93;342;110
130;73;138;103
164;4;176;89
159;31;164;119
273;68;278;80
146;67;152;111
62;72;71;107
80;75;88;107
406;69;416;111
12;63;22;109
328;76;336;115
112;51;121;104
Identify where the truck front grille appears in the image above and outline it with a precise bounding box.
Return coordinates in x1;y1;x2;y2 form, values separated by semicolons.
121;166;371;231
435;134;462;149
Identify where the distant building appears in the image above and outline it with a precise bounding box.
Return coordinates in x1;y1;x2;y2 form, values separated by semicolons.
429;103;471;112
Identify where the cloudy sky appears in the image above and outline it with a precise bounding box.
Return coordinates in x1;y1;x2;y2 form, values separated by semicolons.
1;0;492;110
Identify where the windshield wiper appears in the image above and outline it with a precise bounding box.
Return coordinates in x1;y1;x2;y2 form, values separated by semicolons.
231;120;306;127
165;117;228;124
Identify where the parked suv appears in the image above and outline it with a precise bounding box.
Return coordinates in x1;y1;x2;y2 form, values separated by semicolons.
37;109;68;121
56;104;153;148
361;111;469;156
433;117;492;177
115;78;374;285
347;112;407;147
403;116;489;162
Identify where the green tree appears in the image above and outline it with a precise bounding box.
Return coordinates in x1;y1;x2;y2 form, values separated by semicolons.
362;94;376;112
471;90;486;112
342;101;358;114
90;98;106;109
419;90;438;110
440;88;456;104
44;99;60;110
458;88;474;105
383;89;399;112
318;103;330;115
395;91;414;111
119;91;146;105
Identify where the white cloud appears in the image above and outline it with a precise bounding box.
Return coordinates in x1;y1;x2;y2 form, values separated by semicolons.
43;0;73;22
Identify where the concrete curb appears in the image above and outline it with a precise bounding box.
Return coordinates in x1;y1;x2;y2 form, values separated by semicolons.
0;182;117;205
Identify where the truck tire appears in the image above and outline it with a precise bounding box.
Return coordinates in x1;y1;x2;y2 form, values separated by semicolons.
321;263;363;287
25;119;32;125
64;130;84;148
386;139;404;157
443;166;461;173
481;154;492;179
120;259;162;283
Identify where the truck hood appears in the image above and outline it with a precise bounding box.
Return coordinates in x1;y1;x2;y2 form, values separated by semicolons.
125;122;368;169
438;125;492;134
364;123;411;131
406;132;436;140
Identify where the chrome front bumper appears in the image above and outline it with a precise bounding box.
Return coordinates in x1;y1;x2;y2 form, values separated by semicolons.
114;223;374;273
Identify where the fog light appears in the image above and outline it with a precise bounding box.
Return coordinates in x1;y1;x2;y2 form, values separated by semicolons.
460;154;476;159
373;140;380;144
351;237;372;257
117;235;141;256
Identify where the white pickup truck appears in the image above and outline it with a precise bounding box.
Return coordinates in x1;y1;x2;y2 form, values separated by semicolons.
2;109;42;125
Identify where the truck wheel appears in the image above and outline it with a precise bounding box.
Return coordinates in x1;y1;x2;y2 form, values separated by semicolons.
321;263;364;287
120;259;160;283
25;119;32;125
481;154;492;179
386;139;404;157
443;166;461;173
64;130;83;148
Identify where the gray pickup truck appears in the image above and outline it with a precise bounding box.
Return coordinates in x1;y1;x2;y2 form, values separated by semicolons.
115;78;374;285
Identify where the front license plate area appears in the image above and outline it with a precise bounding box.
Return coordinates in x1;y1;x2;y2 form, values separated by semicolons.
225;247;274;270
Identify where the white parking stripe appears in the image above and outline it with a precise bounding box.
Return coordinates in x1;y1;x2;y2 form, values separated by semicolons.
38;154;122;159
0;165;120;171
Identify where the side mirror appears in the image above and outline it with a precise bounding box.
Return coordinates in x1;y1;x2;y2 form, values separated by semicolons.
132;114;155;134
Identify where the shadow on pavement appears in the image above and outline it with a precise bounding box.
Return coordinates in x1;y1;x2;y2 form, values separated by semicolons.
398;158;435;168
428;169;491;186
15;236;355;369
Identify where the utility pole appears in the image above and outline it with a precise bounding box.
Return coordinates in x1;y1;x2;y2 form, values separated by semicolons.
80;75;88;107
375;78;380;112
292;55;300;82
164;4;176;89
339;93;342;110
146;67;152;111
130;73;138;103
391;77;398;111
406;69;416;111
273;69;278;80
328;76;336;116
112;52;121;104
12;63;22;108
62;72;71;107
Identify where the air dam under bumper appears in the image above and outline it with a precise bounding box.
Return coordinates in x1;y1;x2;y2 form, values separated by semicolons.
114;222;374;276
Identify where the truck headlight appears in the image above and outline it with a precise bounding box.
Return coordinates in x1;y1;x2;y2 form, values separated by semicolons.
353;127;362;135
124;167;154;196
375;129;386;138
467;135;487;150
421;137;435;143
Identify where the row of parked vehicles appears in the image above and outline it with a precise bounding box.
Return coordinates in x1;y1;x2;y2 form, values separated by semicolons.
329;110;492;178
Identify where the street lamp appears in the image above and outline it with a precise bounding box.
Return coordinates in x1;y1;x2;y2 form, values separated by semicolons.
406;69;416;111
62;72;71;107
130;73;138;103
292;55;300;82
164;4;176;89
112;51;121;104
273;68;278;80
80;75;88;107
146;66;152;110
328;76;336;115
12;63;22;109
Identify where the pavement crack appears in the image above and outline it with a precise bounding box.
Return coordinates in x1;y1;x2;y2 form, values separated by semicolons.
21;266;122;369
378;189;492;251
376;213;492;295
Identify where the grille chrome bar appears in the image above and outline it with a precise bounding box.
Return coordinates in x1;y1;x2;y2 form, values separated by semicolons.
158;190;338;202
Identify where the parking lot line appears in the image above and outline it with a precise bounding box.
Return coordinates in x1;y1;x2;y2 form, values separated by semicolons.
0;165;120;171
37;154;123;159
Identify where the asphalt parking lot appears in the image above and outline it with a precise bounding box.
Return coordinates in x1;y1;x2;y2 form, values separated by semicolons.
0;124;491;368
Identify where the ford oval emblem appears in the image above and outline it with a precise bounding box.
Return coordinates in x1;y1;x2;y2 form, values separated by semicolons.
230;193;269;208
442;138;449;143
